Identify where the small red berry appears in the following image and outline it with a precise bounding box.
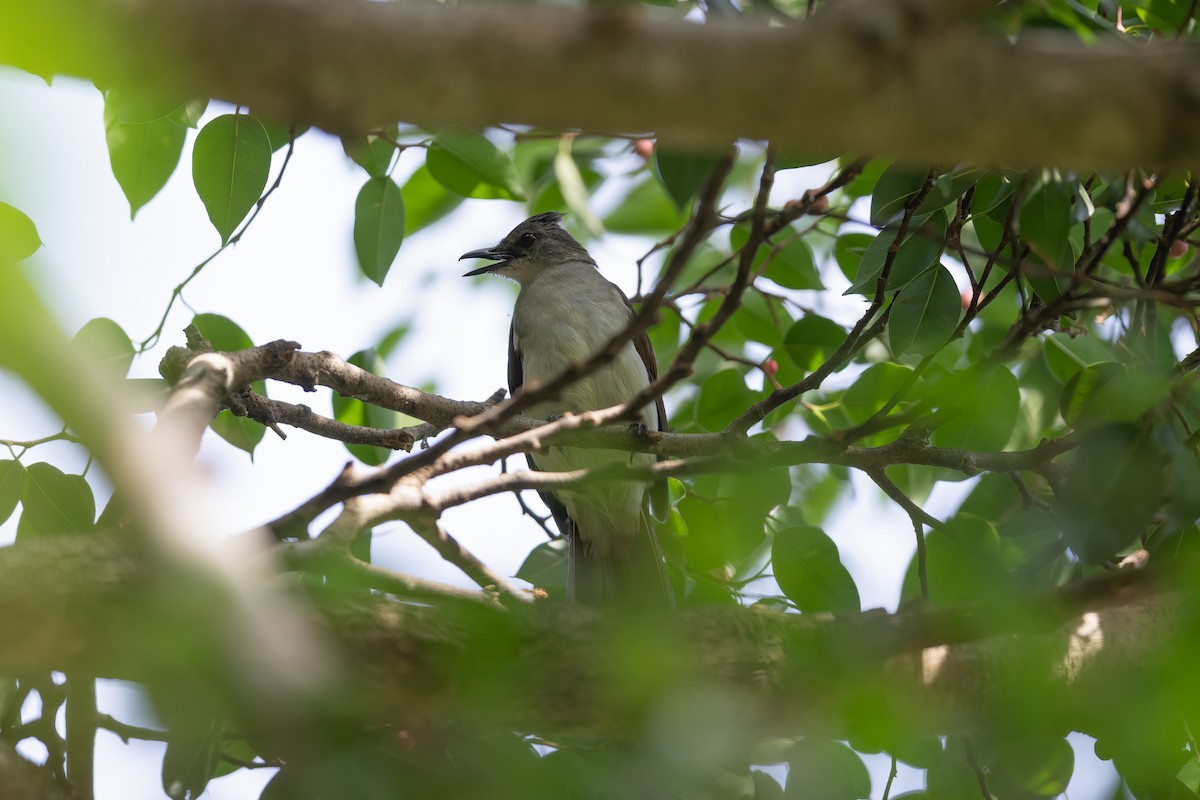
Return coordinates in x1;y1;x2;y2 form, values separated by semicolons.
1170;239;1190;259
762;358;779;376
634;139;654;160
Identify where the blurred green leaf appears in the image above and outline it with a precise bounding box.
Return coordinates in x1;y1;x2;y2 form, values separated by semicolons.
843;363;913;424
1043;333;1115;383
1060;363;1165;431
353;176;405;286
772;526;860;613
930;363;1019;451
731;223;822;290
783;315;846;372
697;368;757;431
162;717;223;800
653;146;722;209
785;739;870;800
0;201;42;262
71;317;134;379
603;176;688;234
990;735;1075;797
553;139;603;236
17;462;94;539
1057;423;1163;562
192;113;272;243
0;460;26;526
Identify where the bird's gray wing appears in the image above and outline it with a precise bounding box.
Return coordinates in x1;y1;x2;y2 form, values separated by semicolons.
622;294;670;520
509;321;577;543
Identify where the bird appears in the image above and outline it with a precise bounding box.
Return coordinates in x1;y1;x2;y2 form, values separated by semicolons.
460;211;672;607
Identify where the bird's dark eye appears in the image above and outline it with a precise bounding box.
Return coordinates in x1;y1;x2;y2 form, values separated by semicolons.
520;232;537;247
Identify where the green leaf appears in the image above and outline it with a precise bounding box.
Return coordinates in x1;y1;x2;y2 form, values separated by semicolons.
833;232;874;283
900;514;1009;606
775;153;834;170
990;735;1075;797
930;363;1020;451
106;88;184;124
0;460;26;526
888;264;961;355
696;368;756;432
731;223;822;290
105;114;187;219
603;176;688;234
342;127;396;176
1060;363;1166;430
1043;332;1113;382
652;146;722;209
353;176;405;286
785;740;871;800
402;165;463;236
732;290;788;347
771;526;860;613
71;317;135;379
844;213;946;296
331;349;399;466
554;139;603;236
426;126;523;199
191;313;265;456
842;363;913;424
1057;424;1163;563
161;717;223;800
514;539;568;595
17;462;95;539
0;201;42;262
253;114;301;152
783;315;846;371
870;164;928;226
1020;179;1073;271
191;113;272;243
168;100;208;129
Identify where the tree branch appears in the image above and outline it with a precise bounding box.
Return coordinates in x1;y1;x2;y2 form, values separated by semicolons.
8;0;1200;167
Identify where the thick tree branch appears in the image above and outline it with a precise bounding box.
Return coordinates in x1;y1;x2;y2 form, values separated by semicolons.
5;0;1198;167
0;533;1186;741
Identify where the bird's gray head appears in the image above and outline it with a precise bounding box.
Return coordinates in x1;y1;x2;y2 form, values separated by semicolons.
460;211;595;284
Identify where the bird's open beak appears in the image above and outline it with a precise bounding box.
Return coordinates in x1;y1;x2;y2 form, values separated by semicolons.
460;247;512;277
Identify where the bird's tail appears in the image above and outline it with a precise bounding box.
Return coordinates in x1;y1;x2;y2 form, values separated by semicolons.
568;509;674;609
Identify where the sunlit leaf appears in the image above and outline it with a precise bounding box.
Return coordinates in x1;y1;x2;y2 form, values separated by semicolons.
0;201;42;262
192;113;272;243
353;176;405;286
426;127;523;199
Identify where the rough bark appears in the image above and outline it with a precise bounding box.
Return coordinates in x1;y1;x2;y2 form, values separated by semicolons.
3;0;1200;168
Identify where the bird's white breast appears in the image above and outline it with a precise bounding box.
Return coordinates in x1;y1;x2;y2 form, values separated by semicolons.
512;262;657;429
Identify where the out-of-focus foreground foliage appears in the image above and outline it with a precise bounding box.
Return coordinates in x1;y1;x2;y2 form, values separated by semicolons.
3;0;1200;798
